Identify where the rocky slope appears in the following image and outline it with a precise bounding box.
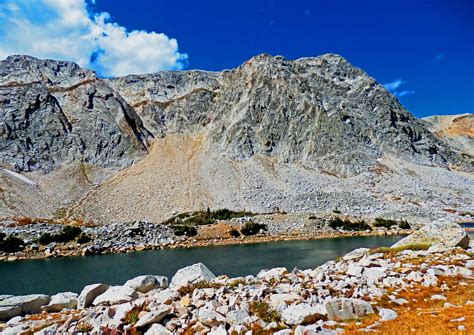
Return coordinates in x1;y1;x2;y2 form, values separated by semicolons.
422;113;474;157
0;54;472;224
0;223;472;334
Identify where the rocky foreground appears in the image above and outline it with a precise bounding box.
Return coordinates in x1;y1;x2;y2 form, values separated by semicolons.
0;222;472;334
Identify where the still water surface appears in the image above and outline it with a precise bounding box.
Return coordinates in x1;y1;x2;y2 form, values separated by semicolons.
1;235;406;295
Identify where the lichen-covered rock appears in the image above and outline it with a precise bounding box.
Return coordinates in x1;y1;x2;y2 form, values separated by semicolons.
391;221;470;250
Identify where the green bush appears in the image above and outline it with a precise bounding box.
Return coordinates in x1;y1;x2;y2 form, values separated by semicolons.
38;226;82;245
163;208;256;226
172;225;198;237
399;220;411;229
77;233;92;244
229;228;241;237
329;217;372;231
241;221;267;236
0;235;24;253
374;218;398;228
248;300;280;323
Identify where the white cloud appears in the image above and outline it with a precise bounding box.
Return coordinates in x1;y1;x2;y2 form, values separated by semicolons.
383;79;415;98
383;79;404;91
0;0;187;77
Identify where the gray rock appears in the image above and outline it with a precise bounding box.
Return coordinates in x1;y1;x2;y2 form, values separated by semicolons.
0;294;50;321
197;309;226;327
145;323;172;335
124;275;168;293
41;292;77;312
77;283;110;309
281;303;326;325
134;305;171;328
170;263;216;288
92;286;138;306
324;298;374;321
226;309;250;325
378;308;397;321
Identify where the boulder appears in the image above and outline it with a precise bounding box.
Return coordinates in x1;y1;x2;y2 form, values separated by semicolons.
257;267;288;280
0;294;50;321
134;305;171;328
197;309;226;327
281;303;326;325
92;286;138;306
226;309;250;325
77;283;110;309
378;308;397;321
324;298;374;321
391;222;469;250
41;292;77;312
269;293;303;308
145;323;172;335
124;275;168;293
170;263;216;288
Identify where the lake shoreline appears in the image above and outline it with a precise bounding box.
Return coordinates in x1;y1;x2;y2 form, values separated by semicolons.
0;227;410;263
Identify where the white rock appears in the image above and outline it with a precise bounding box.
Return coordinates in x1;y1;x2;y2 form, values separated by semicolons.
208;325;228;335
391;298;408;305
324;298;374;321
347;264;363;277
198;309;226;327
281;303;326;325
150;288;178;304
41;292;77;312
226;309;249;325
125;275;168;293
0;294;50;321
378;308;397;321
135;305;171;328
93;286;138;306
268;293;303;308
170;263;216;288
257;267;288;280
145;323;172;335
363;267;386;284
77;283;110;309
342;248;369;261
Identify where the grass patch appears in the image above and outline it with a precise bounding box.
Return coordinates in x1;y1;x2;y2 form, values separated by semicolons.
370;242;432;254
248;300;281;323
163;208;256;226
177;280;223;296
122;303;148;325
241;221;267;236
329;217;372;231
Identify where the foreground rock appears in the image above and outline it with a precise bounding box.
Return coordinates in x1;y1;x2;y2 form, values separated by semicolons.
77;283;110;309
41;292;77;312
125;275;168;293
392;221;470;250
324;298;374;321
0;294;50;321
170;263;216;288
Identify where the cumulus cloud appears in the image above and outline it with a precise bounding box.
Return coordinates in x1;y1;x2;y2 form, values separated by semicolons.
0;0;187;77
383;79;415;98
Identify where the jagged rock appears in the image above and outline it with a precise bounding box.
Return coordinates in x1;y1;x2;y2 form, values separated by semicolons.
170;263;216;288
92;286;138;306
392;221;470;250
41;292;77;312
134;305;171;328
0;294;50;321
124;275;168;293
281;303;326;325
324;298;374;321
77;283;110;309
226;309;250;325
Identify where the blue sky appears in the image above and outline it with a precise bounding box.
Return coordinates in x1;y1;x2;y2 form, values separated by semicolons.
0;0;472;117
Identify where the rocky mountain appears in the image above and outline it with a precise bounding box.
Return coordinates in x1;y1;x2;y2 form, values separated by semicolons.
0;54;472;224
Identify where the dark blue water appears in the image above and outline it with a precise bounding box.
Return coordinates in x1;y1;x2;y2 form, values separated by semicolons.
0;235;405;295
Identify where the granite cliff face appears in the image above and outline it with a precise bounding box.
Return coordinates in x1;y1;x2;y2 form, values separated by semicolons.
0;55;151;173
0;54;472;223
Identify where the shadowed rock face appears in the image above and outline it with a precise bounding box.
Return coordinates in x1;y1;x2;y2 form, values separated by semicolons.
0;55;152;172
